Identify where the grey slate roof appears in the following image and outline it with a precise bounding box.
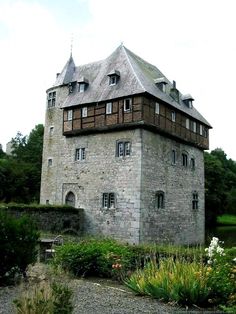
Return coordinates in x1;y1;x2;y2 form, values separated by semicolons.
53;45;211;127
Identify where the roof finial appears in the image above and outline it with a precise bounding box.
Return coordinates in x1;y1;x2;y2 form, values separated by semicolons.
70;33;74;58
120;41;124;46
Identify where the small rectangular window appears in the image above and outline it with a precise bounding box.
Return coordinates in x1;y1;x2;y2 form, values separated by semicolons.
117;141;131;157
199;124;203;136
48;158;52;167
79;83;85;93
182;153;188;167
203;127;208;138
109;75;117;86
49;126;54;136
192;192;198;209
124;98;132;112
155;102;160;114
82;107;87;118
75;148;85;161
171;111;176;122
190;157;195;170
186;118;190;129
48;91;56;108
67;110;73;121
102;193;115;208
192;121;197;133
172;149;176;165
156;191;165;209
106;102;112;114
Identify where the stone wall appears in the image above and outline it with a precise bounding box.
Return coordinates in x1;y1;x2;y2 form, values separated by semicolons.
4;206;83;235
140;129;205;245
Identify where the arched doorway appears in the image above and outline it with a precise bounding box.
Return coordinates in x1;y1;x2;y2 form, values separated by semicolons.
65;191;75;207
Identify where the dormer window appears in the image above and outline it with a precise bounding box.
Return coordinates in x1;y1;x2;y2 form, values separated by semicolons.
108;70;120;86
182;94;194;109
78;77;89;93
154;77;168;93
79;83;86;93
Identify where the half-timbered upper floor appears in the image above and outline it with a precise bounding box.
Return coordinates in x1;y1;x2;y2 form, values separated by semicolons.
47;44;211;150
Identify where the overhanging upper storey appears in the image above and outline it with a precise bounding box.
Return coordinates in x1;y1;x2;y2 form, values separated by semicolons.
51;45;211;149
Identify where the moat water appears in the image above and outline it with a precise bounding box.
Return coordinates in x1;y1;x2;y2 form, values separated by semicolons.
206;226;236;247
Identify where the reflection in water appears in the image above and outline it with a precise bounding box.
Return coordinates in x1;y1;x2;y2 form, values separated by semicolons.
206;226;236;247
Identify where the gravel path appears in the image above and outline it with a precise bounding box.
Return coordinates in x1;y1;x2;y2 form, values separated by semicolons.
0;264;223;314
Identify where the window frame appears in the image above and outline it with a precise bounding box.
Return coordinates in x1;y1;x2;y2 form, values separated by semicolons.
190;157;195;170
182;153;188;167
192;192;199;210
48;158;53;167
171;149;176;165
124;98;132;112
106;102;112;115
155;102;160;114
171;111;176;122
48;91;56;108
75;148;86;161
186;118;190;129
67;109;73;121
116;140;131;157
156;191;165;209
81;107;88;118
102;192;116;209
109;75;117;86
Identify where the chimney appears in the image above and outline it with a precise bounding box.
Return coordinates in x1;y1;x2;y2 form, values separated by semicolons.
170;80;179;103
56;73;60;78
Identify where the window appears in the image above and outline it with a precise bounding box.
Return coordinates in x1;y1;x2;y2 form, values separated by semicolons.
186;118;190;129
203;127;208;138
67;110;73;121
48;158;52;167
171;149;176;165
117;141;131;157
182;153;188;167
102;193;115;208
75;148;85;161
192;192;198;210
109;75;118;86
171;111;176;122
199;124;203;136
192;121;197;133
106;102;112;114
49;126;54;136
82;107;87;118
79;83;86;93
156;191;165;209
190;157;195;170
155;102;160;114
48;91;56;108
46;200;50;205
124;98;132;112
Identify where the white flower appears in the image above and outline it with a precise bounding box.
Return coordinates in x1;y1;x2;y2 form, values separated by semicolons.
233;257;236;262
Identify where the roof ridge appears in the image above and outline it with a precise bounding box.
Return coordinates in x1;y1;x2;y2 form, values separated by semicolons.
122;46;146;91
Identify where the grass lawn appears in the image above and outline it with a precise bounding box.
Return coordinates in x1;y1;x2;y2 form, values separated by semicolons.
217;214;236;225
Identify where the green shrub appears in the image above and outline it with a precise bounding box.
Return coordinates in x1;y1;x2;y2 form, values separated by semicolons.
14;281;73;314
53;238;133;279
0;209;39;284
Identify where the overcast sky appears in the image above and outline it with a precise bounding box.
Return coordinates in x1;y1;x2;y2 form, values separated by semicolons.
0;0;236;160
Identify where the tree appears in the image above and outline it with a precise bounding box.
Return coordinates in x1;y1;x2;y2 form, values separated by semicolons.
0;125;44;203
205;148;236;226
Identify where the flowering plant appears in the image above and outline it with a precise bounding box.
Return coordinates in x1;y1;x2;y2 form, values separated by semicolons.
205;237;224;264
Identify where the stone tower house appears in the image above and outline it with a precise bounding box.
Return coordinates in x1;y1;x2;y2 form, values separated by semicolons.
40;45;211;245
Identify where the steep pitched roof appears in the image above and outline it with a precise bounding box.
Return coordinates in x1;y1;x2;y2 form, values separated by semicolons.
53;45;211;127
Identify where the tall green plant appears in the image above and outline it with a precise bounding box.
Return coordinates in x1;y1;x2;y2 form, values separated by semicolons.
125;257;210;306
0;210;39;284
